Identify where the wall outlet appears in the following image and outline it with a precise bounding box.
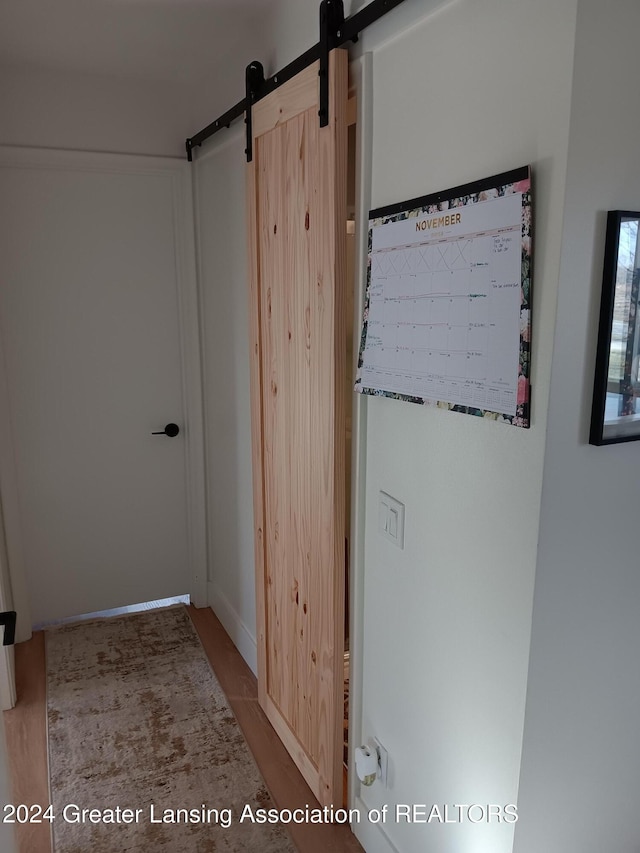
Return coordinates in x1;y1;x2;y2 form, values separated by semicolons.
378;491;405;549
371;737;389;787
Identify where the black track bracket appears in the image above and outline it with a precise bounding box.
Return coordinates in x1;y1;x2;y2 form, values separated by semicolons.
319;0;345;127
245;61;265;163
185;0;407;159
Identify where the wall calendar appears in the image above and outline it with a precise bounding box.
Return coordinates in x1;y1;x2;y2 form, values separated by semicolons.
355;166;533;428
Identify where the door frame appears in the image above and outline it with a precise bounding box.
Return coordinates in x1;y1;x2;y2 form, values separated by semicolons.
0;499;16;710
0;313;31;645
0;146;208;635
346;51;372;818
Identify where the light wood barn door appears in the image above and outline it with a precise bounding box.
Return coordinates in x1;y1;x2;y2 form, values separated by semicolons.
246;49;348;806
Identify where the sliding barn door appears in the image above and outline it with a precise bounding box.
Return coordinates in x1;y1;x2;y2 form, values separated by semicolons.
247;50;348;806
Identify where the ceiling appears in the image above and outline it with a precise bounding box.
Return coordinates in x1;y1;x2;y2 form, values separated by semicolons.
0;0;277;85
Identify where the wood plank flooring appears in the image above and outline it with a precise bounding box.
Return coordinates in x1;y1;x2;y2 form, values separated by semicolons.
2;605;363;853
3;632;50;853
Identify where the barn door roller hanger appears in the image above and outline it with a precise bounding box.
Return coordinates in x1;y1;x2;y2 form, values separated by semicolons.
185;0;407;163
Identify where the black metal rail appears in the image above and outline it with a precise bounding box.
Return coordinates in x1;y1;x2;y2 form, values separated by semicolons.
186;0;406;162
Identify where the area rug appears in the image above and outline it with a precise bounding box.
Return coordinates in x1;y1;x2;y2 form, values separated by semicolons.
46;606;296;852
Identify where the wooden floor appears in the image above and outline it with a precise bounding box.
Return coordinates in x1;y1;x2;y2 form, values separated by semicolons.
3;605;363;853
3;633;50;853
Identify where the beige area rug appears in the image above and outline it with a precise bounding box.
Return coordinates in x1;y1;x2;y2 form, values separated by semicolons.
46;606;296;852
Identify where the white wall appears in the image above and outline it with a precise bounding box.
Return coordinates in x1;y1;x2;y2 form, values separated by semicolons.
0;65;193;157
264;0;451;72
193;131;258;672
356;2;576;851
0;22;272;160
0;9;270;160
514;1;640;851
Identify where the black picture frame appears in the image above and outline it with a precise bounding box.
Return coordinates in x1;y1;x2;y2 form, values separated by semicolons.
590;210;640;445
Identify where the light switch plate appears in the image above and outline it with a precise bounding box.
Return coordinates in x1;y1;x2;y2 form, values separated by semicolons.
378;491;405;549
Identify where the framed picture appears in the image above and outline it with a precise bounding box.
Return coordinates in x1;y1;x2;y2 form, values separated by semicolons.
590;210;640;445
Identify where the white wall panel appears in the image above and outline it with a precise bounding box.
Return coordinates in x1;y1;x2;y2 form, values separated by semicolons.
357;1;576;850
193;131;257;670
515;2;640;850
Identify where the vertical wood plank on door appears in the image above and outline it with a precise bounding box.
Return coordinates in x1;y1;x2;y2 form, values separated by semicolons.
307;107;328;778
246;157;267;707
260;124;289;715
248;49;348;806
309;51;348;803
284;113;313;754
330;48;348;806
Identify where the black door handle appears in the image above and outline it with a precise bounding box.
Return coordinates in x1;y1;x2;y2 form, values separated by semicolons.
151;423;180;438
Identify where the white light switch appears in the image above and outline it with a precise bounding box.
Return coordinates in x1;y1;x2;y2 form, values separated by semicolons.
378;491;405;549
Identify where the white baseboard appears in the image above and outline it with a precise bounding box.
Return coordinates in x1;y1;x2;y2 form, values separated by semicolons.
353;796;400;853
207;581;257;675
